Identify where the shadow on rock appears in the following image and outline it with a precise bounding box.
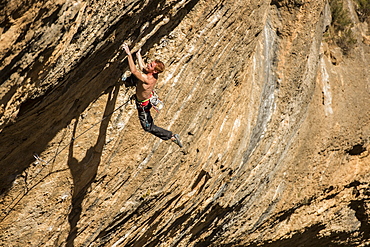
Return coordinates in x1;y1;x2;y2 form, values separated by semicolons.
0;0;199;198
66;85;119;247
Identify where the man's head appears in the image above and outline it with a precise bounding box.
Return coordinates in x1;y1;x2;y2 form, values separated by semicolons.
146;60;165;74
153;60;165;73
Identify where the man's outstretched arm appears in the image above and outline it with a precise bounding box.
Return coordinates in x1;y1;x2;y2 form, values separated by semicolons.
136;48;145;71
122;44;147;83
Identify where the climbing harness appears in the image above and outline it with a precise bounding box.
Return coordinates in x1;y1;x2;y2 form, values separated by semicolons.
134;91;164;130
150;91;164;112
135;91;164;113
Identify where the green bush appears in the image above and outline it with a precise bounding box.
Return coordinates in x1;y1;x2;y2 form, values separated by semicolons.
326;0;356;55
354;0;370;22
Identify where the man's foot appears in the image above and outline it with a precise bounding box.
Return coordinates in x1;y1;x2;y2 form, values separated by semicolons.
171;134;183;148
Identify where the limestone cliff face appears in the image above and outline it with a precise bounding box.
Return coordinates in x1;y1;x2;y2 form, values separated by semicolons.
1;0;369;246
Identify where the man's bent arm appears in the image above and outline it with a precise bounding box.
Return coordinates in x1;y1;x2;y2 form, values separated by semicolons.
123;44;147;83
136;48;145;71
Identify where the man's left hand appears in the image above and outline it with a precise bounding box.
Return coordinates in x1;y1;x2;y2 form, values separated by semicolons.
122;43;131;56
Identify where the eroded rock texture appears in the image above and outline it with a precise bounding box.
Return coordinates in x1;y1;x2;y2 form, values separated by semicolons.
1;0;369;246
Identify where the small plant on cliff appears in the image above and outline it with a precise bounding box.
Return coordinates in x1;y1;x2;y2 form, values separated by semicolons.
354;0;370;22
326;0;356;55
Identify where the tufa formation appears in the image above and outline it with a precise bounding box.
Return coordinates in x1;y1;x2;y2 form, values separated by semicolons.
0;0;369;246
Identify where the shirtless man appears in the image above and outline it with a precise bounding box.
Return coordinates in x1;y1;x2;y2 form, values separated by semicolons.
122;44;182;147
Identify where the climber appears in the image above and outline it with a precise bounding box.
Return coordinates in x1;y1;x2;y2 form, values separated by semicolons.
122;43;183;148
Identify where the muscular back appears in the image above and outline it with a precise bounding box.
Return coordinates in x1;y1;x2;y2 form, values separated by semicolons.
122;45;162;101
135;74;157;101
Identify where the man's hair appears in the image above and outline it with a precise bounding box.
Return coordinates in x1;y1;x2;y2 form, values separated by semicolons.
154;60;165;74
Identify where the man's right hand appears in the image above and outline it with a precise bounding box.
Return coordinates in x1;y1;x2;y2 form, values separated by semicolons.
122;43;131;56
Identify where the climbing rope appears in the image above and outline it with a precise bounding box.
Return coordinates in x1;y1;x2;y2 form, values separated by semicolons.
0;90;135;222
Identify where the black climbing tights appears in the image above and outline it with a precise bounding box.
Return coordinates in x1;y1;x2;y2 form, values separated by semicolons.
136;102;173;140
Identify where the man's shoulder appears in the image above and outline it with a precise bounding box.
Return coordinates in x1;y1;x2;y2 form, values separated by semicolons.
146;74;157;84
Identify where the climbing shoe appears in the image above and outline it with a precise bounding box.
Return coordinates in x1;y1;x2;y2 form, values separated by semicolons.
172;134;183;148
